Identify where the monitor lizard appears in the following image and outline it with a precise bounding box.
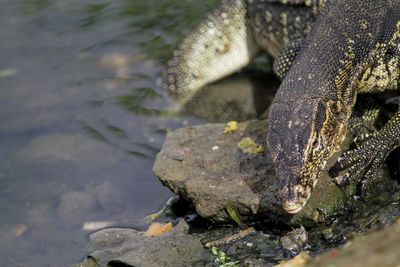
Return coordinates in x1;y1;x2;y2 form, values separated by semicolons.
161;0;400;214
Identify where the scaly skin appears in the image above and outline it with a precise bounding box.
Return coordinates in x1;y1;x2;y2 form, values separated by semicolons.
161;0;318;102
162;0;400;214
268;0;400;213
160;0;261;104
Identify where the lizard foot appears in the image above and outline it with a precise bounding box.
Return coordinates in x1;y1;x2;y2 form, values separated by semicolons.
329;109;400;198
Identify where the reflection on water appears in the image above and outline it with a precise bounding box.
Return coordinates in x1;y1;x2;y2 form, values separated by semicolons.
0;0;277;266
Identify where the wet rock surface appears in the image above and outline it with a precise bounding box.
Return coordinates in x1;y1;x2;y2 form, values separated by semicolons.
75;201;400;267
280;226;308;252
77;219;400;266
306;219;400;267
153;119;400;226
153;119;291;223
75;220;207;267
76;119;399;267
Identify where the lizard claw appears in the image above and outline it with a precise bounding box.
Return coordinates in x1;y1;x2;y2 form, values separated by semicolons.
332;174;348;193
333;175;343;185
360;179;370;201
329;108;400;196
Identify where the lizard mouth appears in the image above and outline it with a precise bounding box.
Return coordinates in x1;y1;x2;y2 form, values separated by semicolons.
279;178;310;214
282;202;304;214
282;192;308;214
285;206;303;214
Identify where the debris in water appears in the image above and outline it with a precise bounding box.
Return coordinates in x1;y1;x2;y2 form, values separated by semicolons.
7;224;28;239
226;205;243;227
204;227;256;248
274;251;311;267
83;221;115;231
0;69;17;78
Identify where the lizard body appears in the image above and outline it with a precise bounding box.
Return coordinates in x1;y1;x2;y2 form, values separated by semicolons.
161;0;400;213
161;0;319;101
269;0;400;213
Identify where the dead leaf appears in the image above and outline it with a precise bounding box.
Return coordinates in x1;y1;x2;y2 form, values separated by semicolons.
274;251;312;267
7;224;28;239
144;222;173;237
224;121;238;133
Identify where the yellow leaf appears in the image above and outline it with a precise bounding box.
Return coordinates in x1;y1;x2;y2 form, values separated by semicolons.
224;121;238;133
144;222;173;237
274;251;311;267
255;145;265;153
237;137;264;154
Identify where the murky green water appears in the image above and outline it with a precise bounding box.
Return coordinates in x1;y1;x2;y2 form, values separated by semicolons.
0;0;222;266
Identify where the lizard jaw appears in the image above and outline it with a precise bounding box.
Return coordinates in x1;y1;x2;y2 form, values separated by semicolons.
282;197;308;214
280;178;314;214
286;207;303;214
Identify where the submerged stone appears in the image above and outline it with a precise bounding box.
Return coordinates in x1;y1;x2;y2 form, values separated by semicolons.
75;220;206;267
57;191;97;220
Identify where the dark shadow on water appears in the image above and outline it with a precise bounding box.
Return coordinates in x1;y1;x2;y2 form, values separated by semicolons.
183;71;280;122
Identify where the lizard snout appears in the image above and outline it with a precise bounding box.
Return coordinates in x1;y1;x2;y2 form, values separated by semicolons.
279;175;311;214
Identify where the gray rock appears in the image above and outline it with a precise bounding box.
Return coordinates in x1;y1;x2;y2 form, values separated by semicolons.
74;258;99;267
80;220;206;267
280;226;308;252
153;119;291;223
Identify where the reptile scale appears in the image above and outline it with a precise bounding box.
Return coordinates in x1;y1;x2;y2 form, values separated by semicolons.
161;0;400;214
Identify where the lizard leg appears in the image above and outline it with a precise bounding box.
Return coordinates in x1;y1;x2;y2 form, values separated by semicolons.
359;148;388;198
273;38;304;80
348;97;382;147
330;107;400;194
329;97;383;179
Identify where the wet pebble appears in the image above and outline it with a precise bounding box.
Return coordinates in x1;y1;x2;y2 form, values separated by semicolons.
27;202;53;227
280;226;308;252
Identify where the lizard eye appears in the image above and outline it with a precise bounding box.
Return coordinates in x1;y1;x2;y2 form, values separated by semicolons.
312;136;319;149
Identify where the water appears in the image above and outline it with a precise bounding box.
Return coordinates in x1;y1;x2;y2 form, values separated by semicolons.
0;0;220;266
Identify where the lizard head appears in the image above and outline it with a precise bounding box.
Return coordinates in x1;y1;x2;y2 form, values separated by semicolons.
267;98;347;214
